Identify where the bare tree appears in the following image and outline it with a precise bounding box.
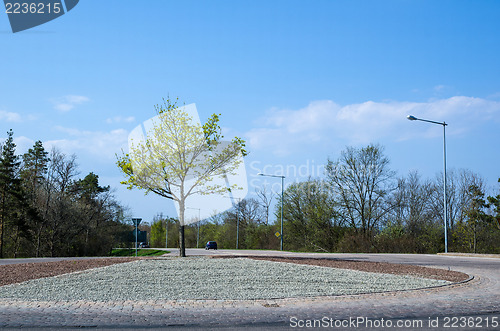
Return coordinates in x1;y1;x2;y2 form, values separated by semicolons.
388;170;437;234
44;148;79;257
326;144;396;238
431;169;485;232
279;179;338;252
255;187;273;225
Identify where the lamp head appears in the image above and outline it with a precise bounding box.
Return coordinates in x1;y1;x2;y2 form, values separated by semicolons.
407;115;418;121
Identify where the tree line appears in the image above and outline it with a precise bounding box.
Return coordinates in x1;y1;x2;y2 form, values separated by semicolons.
0;130;130;258
149;144;500;254
3;126;497;256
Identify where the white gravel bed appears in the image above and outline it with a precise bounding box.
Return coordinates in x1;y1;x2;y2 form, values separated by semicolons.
0;257;449;301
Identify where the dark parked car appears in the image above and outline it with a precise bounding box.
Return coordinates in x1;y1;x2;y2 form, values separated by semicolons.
139;242;150;248
205;241;217;250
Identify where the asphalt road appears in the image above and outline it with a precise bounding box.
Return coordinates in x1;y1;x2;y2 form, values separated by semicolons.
166;247;500;271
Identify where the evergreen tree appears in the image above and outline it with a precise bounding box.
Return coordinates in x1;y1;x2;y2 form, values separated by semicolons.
20;141;50;256
0;130;22;258
488;178;500;230
21;140;49;193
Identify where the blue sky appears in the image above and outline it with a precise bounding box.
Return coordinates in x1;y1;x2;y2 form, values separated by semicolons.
1;0;500;223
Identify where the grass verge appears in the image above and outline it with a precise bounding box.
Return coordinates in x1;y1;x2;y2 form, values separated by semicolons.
110;249;168;257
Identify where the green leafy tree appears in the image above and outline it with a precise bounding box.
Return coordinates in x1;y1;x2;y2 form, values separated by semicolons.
278;179;340;252
150;219;166;248
117;98;246;257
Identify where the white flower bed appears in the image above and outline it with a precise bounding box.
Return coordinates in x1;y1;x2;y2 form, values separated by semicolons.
0;257;448;301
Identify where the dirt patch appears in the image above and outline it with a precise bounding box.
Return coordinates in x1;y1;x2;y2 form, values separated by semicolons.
212;255;469;283
0;258;141;286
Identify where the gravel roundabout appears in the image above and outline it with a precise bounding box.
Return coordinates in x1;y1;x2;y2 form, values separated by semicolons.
0;256;454;301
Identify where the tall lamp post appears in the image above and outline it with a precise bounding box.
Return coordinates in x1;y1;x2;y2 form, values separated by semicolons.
407;115;448;253
258;173;285;251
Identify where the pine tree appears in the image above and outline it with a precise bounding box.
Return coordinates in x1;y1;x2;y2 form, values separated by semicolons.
487;178;500;230
20;141;50;257
21;140;49;195
0;130;22;258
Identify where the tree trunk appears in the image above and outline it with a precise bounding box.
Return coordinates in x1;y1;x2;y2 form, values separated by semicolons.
473;223;477;254
0;217;3;259
0;191;5;259
13;223;20;258
36;224;43;257
179;225;186;257
179;198;186;257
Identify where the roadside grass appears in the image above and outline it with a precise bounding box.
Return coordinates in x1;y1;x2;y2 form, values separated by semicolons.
110;249;168;257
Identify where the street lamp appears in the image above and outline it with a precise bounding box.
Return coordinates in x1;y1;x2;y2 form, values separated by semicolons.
407;114;448;253
258;173;285;251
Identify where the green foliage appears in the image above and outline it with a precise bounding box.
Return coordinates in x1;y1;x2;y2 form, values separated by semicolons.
150;219;166;248
116;97;247;200
243;222;277;250
148;215;180;248
487;178;500;231
336;231;375;253
0;129;24;258
110;248;167;257
122;173;500;254
451;178;500;253
0;132;130;258
279;179;341;252
3;129;498;256
21;140;49;191
71;172;110;201
116;97;247;257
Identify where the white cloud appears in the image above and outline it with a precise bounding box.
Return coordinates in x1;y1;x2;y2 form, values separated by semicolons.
14;136;35;153
106;116;135;124
0;110;22;122
51;95;90;112
246;96;500;156
45;127;128;160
